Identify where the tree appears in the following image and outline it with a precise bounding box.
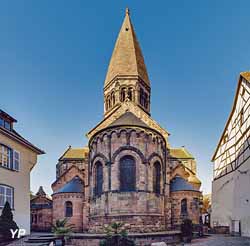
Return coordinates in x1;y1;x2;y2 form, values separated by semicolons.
100;222;135;246
1;201;13;221
51;218;74;246
202;196;211;214
181;219;193;243
0;201;19;241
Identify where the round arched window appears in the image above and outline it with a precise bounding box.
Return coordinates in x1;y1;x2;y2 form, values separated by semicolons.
153;161;161;194
95;161;103;196
65;201;73;217
119;155;136;192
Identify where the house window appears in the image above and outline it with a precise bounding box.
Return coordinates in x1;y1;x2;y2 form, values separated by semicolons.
95;162;103;196
153;162;161;194
65;201;73;217
120;155;136;192
181;198;188;215
0;144;12;169
0;118;3;127
13;151;20;171
0;117;12;131
0;144;20;171
4;121;11;130
0;185;14;209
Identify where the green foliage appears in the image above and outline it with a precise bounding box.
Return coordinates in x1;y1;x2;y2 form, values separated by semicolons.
0;202;19;241
1;201;13;221
100;222;135;246
181;219;193;243
51;218;74;238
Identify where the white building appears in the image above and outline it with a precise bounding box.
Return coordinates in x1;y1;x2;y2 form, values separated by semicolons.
0;109;44;234
212;72;250;236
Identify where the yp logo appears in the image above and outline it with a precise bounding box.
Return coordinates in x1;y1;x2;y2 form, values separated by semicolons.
10;229;26;239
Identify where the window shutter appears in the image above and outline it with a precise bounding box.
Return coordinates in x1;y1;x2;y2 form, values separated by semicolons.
10;149;13;170
13;150;20;171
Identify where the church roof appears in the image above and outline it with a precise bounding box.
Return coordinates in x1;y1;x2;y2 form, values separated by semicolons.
59;146;88;160
53;176;83;195
36;186;46;197
170;176;199;192
109;111;148;128
170;148;194;159
188;174;201;184
104;8;150;86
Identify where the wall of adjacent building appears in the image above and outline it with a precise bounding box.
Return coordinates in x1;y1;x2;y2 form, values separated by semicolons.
212;159;250;237
0;132;37;235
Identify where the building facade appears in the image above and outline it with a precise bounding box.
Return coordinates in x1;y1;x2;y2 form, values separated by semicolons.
0;109;44;234
31;186;52;232
48;9;202;233
212;72;250;237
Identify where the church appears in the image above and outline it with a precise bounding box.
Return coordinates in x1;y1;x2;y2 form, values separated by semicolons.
31;9;202;233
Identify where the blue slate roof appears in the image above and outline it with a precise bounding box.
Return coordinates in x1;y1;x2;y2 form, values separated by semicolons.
53;176;83;194
170;176;199;192
31;203;52;209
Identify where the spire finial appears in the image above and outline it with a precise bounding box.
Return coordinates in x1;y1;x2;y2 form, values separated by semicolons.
126;7;130;16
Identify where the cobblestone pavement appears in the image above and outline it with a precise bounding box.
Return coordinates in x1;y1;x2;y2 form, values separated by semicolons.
182;235;250;246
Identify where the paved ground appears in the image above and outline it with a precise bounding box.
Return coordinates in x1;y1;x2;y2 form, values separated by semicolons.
5;234;250;245
182;234;250;246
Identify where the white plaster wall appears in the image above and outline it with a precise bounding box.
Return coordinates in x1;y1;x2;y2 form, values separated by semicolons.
212;159;250;236
0;132;38;235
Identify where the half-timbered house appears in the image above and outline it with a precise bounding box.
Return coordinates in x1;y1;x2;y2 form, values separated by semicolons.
212;72;250;236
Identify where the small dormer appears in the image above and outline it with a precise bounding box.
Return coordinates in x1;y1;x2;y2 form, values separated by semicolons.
0;110;17;131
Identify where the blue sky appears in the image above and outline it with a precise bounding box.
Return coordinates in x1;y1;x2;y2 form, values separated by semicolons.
1;1;250;195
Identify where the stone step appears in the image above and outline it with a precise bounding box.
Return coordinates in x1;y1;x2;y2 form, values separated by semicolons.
24;238;52;243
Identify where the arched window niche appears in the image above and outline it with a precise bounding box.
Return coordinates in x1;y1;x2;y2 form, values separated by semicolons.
95;161;103;197
128;87;133;101
119;155;136;192
153;161;161;194
107;96;111;110
181;198;188;215
111;92;115;106
65;201;73;217
120;88;126;102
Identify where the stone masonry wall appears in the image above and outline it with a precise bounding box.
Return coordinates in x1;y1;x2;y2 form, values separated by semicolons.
88;125;169;232
171;190;201;227
52;193;84;232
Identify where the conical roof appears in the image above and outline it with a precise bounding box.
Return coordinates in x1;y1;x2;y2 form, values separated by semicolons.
104;8;150;86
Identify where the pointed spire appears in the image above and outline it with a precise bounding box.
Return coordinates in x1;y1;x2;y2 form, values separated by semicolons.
104;8;150;86
125;7;130;16
36;186;46;197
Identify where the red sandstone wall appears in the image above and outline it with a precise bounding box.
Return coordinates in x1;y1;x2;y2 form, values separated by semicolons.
52;193;84;232
171;190;201;226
